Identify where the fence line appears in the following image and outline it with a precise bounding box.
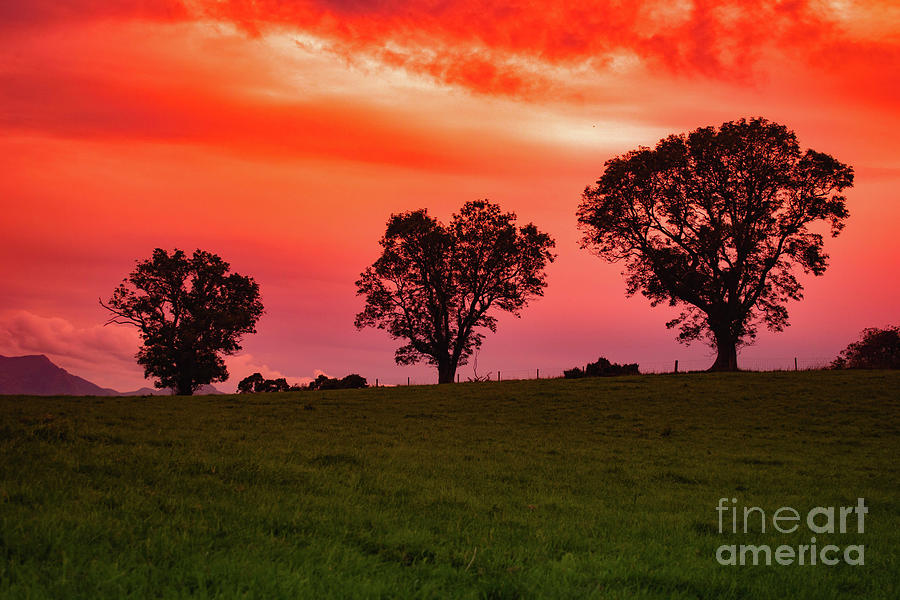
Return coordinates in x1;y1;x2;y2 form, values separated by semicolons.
369;356;836;386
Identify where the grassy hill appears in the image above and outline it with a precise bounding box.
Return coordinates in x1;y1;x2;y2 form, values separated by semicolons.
1;371;898;598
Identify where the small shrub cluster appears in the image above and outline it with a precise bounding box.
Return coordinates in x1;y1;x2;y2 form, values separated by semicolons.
237;372;369;393
237;373;297;393
564;357;639;379
307;374;368;390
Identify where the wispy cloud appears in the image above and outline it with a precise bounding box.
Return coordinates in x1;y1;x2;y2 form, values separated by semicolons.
190;0;899;103
4;1;897;103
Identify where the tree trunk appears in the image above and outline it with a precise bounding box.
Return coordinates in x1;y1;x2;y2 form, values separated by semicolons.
709;328;739;371
437;356;456;384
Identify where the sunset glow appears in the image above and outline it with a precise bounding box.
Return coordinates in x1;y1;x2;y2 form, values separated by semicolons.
1;1;898;389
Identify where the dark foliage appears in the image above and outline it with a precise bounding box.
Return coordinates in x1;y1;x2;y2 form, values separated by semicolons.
577;118;853;371
356;200;555;383
308;374;368;390
237;372;264;394
237;373;291;393
238;372;368;393
831;326;900;370
101;248;264;395
564;357;640;379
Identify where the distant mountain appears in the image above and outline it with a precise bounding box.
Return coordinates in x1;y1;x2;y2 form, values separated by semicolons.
0;354;119;396
0;354;223;396
119;386;165;396
118;384;224;396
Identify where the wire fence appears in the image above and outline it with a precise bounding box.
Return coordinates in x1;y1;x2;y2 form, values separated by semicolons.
369;356;837;387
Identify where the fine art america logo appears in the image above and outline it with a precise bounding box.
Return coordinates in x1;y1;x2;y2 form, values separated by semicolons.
715;497;867;566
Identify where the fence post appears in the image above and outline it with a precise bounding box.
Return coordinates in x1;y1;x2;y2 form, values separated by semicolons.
536;368;540;380
674;359;679;373
375;378;378;387
407;376;410;386
457;373;460;383
498;371;501;382
794;357;798;371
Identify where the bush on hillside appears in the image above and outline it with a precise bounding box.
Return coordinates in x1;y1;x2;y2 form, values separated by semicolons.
308;374;369;390
831;326;900;369
238;373;292;393
564;357;640;378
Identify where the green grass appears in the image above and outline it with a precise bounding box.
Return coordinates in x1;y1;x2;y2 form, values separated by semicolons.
1;371;898;599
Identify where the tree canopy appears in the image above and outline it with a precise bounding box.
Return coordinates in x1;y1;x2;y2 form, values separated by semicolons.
577;118;853;370
356;200;555;383
831;326;900;370
237;373;292;393
101;248;264;395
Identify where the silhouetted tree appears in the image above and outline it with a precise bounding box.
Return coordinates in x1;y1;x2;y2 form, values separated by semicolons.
831;326;900;369
577;118;853;371
238;372;265;394
356;200;555;383
101;248;264;395
238;373;295;393
259;377;289;392
308;374;333;390
339;374;368;389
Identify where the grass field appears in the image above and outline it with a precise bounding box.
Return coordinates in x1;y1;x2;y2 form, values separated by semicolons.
1;371;898;598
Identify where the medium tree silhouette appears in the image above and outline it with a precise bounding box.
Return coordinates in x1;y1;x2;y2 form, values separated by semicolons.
356;200;555;383
101;248;264;395
577;118;853;370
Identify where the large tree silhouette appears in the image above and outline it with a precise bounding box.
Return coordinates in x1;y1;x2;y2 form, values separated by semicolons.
101;248;264;395
577;118;853;370
356;200;555;383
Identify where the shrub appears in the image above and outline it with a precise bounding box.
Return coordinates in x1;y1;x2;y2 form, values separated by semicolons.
237;373;291;393
564;357;640;379
831;326;900;369
308;374;368;390
237;373;264;393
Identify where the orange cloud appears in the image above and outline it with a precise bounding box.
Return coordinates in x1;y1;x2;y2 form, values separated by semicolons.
5;1;897;106
184;0;898;106
1;0;897;388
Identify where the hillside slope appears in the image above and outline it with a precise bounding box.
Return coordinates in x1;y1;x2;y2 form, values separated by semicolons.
0;354;118;395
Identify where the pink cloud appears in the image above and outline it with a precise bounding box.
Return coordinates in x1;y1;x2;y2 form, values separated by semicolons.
0;311;330;392
223;353;322;392
0;310;143;389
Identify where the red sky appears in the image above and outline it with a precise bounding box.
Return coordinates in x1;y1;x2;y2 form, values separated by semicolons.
1;0;898;390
